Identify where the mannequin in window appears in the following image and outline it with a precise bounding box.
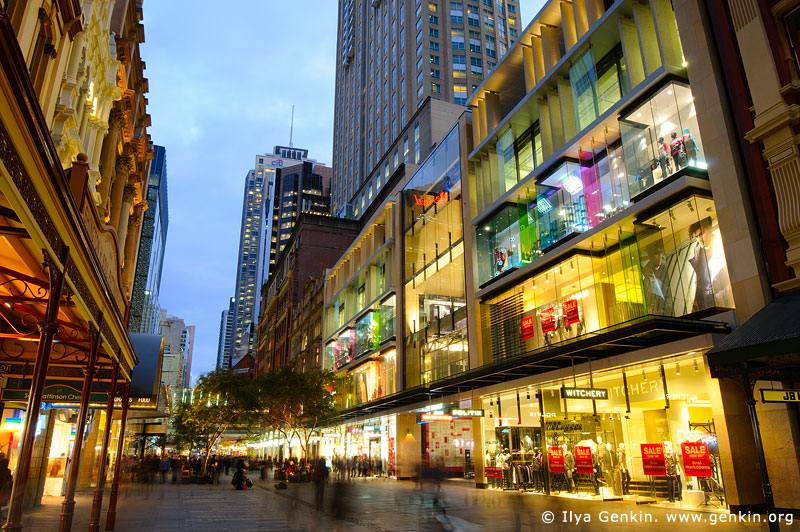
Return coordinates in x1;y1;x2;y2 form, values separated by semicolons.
681;128;700;167
657;137;672;178
562;443;575;493
532;447;543;492
669;132;687;170
664;441;682;502
494;247;506;275
596;436;613;490
617;443;631;495
688;221;715;311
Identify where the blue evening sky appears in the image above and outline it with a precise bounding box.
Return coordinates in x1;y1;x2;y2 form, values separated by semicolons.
141;0;546;384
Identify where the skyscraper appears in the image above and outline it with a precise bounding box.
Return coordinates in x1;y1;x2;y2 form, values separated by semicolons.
331;0;521;214
227;146;319;366
216;297;235;369
130;144;169;334
159;310;195;396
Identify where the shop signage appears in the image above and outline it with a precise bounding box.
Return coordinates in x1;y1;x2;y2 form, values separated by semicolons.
641;443;667;476
560;387;608;400
322;433;341;439
485;466;503;479
548;446;565;473
520;316;535;340
540;308;555;334
421;413;453;422
1;386;107;404
562;299;580;326
574;446;594;474
681;442;712;477
760;389;800;403
452;409;484;418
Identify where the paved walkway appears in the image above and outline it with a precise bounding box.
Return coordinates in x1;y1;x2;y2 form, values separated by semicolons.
16;474;792;531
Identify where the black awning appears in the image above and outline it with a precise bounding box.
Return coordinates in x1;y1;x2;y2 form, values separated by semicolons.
706;291;800;366
129;333;164;409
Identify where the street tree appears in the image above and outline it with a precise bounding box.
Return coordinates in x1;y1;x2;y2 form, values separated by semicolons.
254;365;337;458
171;369;257;475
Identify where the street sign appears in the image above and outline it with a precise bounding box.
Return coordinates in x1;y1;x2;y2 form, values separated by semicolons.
760;389;800;403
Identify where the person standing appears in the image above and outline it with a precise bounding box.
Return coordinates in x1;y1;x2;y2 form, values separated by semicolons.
311;459;329;511
0;459;12;519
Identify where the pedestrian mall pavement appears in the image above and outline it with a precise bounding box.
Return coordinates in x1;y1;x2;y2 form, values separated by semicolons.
19;474;789;531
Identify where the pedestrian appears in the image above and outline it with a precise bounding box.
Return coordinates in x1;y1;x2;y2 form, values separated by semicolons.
311;459;329;511
209;455;220;485
158;456;170;483
0;459;12;519
330;479;350;531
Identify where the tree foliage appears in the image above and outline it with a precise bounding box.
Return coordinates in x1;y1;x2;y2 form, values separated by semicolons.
170;369;257;474
254;365;337;458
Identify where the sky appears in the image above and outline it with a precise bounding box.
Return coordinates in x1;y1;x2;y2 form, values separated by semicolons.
141;0;546;384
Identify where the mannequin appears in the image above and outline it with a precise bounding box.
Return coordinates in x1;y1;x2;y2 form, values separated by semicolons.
664;441;681;502
532;448;543;492
617;443;631;495
562;443;575;493
669;132;687;170
657;136;672;177
681;128;700;166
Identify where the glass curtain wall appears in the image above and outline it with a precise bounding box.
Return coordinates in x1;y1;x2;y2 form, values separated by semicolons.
620;81;707;197
403;127;468;387
334;350;397;409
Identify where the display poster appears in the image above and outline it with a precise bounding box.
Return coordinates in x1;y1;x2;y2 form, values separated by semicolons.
681;441;712;477
548;446;565;473
574;446;594;474
540;308;556;334
485;466;503;479
562;299;580;325
521;315;535;340
641;443;667;476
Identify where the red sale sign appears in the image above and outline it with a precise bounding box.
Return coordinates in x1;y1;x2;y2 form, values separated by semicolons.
641;443;666;476
521;315;535;340
562;299;579;326
548;446;565;473
540;308;556;334
574;446;594;474
681;442;712;477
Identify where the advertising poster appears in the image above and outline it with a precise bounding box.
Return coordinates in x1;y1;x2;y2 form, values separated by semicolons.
548;446;565;473
540;308;556;334
521;315;535;340
681;441;712;477
562;299;579;325
574;446;594;474
485;466;503;479
641;443;667;476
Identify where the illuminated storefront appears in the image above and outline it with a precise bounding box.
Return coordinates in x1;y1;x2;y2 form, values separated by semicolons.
481;351;727;509
403;126;469;387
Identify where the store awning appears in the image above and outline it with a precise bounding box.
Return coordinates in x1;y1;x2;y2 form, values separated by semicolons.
706;292;800;366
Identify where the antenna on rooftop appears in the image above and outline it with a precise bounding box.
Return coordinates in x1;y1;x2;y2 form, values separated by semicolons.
289;105;295;148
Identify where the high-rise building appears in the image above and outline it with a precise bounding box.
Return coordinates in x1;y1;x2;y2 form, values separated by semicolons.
159;310;195;395
227;146;319;366
216;297;235;369
130;144;169;334
268;161;333;276
331;0;521;214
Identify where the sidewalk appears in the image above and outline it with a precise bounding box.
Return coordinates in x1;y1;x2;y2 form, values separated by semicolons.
15;474;788;531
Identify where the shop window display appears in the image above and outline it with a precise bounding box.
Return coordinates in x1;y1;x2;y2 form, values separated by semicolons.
475;203;537;284
403;127;469;387
620;81;706;198
481;353;727;508
334;351;396;409
535;161;590;249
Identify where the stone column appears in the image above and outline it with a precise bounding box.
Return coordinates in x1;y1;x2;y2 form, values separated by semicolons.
122;201;146;285
108;155;132;230
96;109;125;218
116;184;137;257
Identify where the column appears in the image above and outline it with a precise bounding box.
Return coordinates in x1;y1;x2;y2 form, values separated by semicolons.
87;364;118;532
96;110;125;219
633;3;661;76
122;201;146;287
108;155;132;230
58;322;101;532
3;247;69;532
116;184;137;258
105;381;130;531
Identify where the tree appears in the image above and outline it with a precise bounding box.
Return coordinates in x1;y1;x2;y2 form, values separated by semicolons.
170;369;257;475
254;365;337;459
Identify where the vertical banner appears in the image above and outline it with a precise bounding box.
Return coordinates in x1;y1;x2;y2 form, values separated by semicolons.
540;308;556;334
641;443;667;476
548;446;565;473
521;315;535;340
680;441;712;477
562;299;580;325
574;446;594;474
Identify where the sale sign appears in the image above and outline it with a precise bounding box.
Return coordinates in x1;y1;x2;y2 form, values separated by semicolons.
574;446;594;474
641;443;667;476
562;299;580;325
521;315;535;340
548;446;565;473
681;441;712;477
540;308;556;334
